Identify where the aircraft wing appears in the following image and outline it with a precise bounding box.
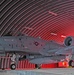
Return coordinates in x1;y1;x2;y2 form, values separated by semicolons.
29;57;57;64
55;46;74;55
39;45;74;56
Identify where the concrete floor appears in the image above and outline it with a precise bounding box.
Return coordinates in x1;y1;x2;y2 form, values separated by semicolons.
0;68;74;75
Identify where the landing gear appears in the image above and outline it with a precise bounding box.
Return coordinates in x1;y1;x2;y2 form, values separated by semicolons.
10;53;20;70
69;60;74;67
35;64;41;69
10;64;16;70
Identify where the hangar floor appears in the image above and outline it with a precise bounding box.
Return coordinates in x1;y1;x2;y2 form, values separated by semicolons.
0;68;74;75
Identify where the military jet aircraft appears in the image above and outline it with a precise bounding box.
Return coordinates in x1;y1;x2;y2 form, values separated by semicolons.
0;35;74;70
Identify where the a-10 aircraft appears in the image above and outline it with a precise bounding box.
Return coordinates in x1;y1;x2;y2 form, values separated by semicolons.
0;35;74;70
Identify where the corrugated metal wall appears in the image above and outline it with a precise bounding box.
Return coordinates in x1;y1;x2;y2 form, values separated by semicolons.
0;56;58;70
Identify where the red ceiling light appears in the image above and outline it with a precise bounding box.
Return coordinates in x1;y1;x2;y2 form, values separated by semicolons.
61;35;66;38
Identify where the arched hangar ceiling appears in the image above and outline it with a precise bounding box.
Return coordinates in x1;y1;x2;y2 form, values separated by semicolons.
0;0;74;42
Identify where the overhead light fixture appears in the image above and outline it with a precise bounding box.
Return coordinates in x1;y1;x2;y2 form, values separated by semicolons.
61;35;66;38
50;33;57;36
48;11;57;16
24;27;33;30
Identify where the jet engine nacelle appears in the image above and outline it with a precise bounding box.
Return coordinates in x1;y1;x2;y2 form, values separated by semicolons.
64;36;74;46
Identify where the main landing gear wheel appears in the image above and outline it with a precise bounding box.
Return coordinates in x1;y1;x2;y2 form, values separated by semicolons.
35;64;41;69
10;64;16;70
69;60;74;67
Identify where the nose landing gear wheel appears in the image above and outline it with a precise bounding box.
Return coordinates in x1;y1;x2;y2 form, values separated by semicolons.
10;64;16;70
35;64;41;69
69;60;74;67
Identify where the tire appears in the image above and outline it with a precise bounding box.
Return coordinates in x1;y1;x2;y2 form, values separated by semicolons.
10;64;16;70
69;60;74;67
35;64;41;69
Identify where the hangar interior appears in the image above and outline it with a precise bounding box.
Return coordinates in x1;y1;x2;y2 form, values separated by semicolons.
0;0;74;70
